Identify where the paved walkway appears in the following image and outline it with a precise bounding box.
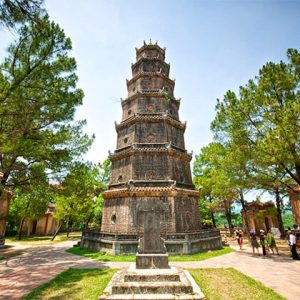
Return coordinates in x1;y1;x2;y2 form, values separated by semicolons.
0;241;299;299
175;245;300;300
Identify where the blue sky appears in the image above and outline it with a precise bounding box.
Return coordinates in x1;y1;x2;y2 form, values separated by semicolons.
1;0;300;199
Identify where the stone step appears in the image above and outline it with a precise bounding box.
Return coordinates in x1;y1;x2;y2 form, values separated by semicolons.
111;282;193;294
124;274;180;282
99;293;205;300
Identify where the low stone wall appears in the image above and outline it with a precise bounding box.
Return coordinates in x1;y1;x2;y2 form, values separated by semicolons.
81;229;222;255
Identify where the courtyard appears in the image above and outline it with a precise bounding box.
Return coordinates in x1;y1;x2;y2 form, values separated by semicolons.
0;235;299;299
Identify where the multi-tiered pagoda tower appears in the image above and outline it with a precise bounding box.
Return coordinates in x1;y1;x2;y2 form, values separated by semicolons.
82;42;221;254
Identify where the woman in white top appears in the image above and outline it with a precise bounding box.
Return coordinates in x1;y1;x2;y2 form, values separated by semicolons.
289;231;300;260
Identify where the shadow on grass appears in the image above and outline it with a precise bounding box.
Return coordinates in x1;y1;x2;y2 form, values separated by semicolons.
66;246;234;262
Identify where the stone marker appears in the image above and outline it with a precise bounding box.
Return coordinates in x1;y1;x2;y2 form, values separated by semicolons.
136;199;169;269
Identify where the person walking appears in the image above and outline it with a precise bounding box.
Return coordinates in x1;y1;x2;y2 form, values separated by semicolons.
289;230;300;260
250;230;260;256
260;230;268;257
267;229;279;255
237;229;243;250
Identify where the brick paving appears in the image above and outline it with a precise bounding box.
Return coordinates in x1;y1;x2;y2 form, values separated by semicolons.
0;240;299;299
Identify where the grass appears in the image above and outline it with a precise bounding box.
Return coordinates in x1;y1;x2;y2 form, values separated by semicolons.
5;232;81;247
22;268;117;300
22;267;285;300
189;268;286;300
66;246;234;262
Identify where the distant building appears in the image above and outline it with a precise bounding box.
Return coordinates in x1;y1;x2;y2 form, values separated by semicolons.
289;186;300;228
242;201;279;233
21;204;59;236
0;189;13;247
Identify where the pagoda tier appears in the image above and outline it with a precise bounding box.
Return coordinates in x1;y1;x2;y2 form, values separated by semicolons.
101;42;201;236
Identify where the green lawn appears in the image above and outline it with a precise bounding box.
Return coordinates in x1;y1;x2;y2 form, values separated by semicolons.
5;232;81;247
189;268;286;300
22;268;117;300
67;246;234;262
22;267;285;300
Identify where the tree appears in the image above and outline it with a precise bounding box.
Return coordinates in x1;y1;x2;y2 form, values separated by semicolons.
212;49;300;189
53;162;100;238
193;142;237;229
0;0;44;29
0;14;93;197
8;166;53;239
52;160;111;239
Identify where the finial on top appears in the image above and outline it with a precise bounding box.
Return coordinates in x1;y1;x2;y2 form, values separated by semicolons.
143;40;146;46
149;38;152;44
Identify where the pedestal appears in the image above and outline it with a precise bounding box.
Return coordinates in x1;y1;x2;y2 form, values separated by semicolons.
136;253;169;269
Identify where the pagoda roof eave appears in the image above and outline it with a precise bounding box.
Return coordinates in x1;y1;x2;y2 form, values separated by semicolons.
131;57;170;70
109;143;192;162
115;113;186;131
126;72;175;87
102;186;199;199
135;42;166;55
121;92;181;107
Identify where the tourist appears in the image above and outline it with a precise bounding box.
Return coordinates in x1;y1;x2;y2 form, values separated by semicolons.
250;230;260;256
267;229;279;255
286;228;292;249
235;228;240;245
237;229;243;250
289;230;300;260
260;230;268;256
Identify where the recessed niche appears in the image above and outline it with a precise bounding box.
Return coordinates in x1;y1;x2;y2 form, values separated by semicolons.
147;104;154;112
118;175;123;182
146;171;156;180
124;137;128;144
128;109;132;115
147;133;155;142
111;214;117;224
132;87;136;92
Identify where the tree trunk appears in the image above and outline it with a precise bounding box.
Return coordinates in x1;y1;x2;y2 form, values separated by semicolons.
275;187;285;238
51;221;63;241
211;211;216;228
18;218;25;240
240;190;250;236
208;197;216;228
67;222;70;238
224;207;232;228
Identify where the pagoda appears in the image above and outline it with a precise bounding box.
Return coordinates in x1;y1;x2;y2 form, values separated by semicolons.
82;42;221;254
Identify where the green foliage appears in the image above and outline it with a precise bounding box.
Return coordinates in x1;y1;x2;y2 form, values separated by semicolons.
0;14;93;194
193;142;239;226
282;211;294;229
212;48;300;190
7;169;53;232
0;0;45;29
54;159;111;227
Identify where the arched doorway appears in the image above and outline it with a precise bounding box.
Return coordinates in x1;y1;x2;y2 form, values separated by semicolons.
265;217;270;232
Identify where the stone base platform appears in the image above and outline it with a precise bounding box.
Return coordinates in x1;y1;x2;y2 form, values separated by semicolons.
136;253;169;269
99;264;205;300
82;229;222;255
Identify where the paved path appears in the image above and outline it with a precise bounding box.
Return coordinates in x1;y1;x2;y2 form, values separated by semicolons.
175;245;300;300
0;241;128;300
0;241;299;299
